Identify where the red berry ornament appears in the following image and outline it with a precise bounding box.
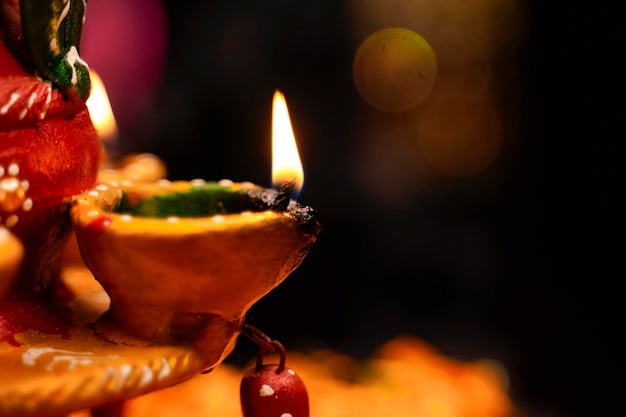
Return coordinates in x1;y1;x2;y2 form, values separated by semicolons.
240;325;310;417
241;364;309;417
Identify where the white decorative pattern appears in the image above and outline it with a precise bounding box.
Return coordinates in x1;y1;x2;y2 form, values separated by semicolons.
259;384;275;396
0;162;33;227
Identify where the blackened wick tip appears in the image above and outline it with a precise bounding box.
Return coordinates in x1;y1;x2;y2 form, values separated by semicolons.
271;180;295;212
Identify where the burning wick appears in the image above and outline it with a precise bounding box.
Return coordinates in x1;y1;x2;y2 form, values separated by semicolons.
272;180;296;212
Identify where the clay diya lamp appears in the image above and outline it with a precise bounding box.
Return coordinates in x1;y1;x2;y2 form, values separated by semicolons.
70;179;320;370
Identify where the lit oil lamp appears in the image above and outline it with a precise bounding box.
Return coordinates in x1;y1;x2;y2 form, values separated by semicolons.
70;89;320;352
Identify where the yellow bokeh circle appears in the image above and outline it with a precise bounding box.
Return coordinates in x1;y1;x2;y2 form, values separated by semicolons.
353;27;437;112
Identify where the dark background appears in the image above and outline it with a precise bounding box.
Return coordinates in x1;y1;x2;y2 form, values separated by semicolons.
84;2;619;417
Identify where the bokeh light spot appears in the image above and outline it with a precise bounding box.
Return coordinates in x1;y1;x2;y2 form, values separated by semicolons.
417;95;502;177
81;0;168;140
353;27;437;112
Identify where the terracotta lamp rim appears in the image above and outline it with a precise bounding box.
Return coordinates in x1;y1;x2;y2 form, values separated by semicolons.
70;179;309;234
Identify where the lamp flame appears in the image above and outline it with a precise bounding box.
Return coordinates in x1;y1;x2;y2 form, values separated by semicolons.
272;90;304;195
86;70;118;143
